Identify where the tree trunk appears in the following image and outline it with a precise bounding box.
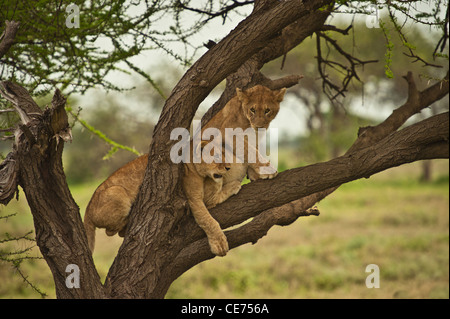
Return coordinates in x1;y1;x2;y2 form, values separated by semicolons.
0;84;104;298
103;0;336;299
0;1;448;299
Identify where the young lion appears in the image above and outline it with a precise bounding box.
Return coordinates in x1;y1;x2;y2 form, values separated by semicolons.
205;85;285;181
83;141;240;253
83;85;286;255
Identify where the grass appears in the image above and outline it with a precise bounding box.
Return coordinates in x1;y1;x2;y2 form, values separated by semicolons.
0;160;448;299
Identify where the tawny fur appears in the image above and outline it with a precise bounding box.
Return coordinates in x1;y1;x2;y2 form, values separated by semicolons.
83;85;286;255
84;155;147;253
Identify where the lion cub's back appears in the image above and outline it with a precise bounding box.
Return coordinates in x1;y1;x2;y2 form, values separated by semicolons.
98;154;148;198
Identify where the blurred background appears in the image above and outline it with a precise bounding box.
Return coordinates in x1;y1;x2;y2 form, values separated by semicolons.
0;2;448;298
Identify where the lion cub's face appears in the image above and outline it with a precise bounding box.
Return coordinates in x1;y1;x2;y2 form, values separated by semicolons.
194;141;231;181
236;85;286;130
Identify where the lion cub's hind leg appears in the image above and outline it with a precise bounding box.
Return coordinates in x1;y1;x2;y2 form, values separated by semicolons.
94;185;132;238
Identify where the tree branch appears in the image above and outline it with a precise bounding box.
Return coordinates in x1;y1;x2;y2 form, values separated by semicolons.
315;31;378;100
215;112;448;226
0;81;42;124
176;0;255;24
351;71;449;152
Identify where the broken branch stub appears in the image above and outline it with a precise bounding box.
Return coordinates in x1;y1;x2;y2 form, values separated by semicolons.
0;84;72;205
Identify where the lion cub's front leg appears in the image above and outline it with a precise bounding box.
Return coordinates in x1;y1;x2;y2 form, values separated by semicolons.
183;170;231;256
205;221;229;257
188;196;229;256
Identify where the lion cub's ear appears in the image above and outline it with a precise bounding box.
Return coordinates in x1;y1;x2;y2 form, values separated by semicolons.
236;88;249;103
274;88;286;102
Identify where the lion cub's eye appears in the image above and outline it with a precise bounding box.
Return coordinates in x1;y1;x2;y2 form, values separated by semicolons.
265;108;271;114
250;107;256;113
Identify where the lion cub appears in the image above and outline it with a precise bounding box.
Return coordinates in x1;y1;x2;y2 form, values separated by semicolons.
204;85;286;182
194;85;285;255
83;142;240;253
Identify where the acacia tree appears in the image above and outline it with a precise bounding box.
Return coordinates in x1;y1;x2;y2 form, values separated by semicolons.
0;0;448;298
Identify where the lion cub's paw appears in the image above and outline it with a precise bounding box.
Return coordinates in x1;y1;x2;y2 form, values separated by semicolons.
208;231;229;257
228;181;242;196
248;164;278;181
258;169;278;180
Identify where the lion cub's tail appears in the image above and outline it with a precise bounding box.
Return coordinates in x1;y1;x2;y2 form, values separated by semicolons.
83;202;96;253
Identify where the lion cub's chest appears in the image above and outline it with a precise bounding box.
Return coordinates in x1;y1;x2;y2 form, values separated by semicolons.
203;178;223;208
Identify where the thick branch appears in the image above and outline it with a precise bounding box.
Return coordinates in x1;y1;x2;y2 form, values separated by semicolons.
352;71;449;152
0;81;42;124
198;112;449;236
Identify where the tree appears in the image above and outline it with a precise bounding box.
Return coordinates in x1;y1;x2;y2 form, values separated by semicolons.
0;0;448;298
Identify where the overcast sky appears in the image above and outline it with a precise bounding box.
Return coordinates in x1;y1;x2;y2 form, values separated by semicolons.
74;2;445;138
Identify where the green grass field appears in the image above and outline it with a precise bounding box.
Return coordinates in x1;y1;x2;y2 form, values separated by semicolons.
0;160;448;299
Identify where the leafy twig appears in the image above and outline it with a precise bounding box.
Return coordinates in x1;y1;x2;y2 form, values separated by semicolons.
379;19;394;79
0;219;46;298
66;106;142;160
